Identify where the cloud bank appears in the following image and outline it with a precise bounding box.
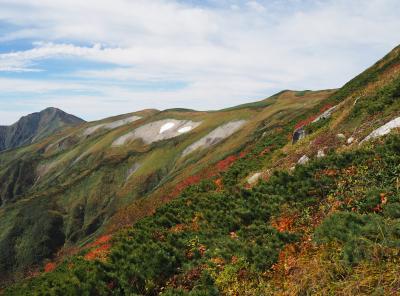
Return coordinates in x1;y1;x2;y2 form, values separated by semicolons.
0;0;399;124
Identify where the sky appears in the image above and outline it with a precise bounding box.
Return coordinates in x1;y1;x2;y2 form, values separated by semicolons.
0;0;399;125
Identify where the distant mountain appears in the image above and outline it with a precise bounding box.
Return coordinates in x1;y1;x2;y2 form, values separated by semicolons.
0;107;85;151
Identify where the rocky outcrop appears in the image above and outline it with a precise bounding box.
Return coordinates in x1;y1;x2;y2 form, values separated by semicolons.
292;127;307;144
317;149;325;158
361;117;400;144
297;155;310;165
247;172;262;185
312;105;338;123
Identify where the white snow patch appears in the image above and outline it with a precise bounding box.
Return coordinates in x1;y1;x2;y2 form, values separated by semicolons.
112;119;202;146
178;126;193;133
160;122;176;134
361;117;400;144
83;115;141;136
182;120;247;157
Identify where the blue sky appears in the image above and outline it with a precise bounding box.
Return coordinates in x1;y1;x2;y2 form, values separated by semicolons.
0;0;399;124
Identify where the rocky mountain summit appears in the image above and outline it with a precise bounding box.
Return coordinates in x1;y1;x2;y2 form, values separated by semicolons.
0;107;84;152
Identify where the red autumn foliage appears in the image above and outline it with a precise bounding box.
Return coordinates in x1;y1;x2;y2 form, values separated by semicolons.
259;146;272;156
44;262;57;273
216;155;238;171
93;235;111;246
294;104;333;130
294;116;317;130
373;193;388;212
170;175;202;197
84;243;111;261
198;244;207;257
271;214;297;233
170;153;244;198
169;224;185;234
84;235;112;261
239;151;247;158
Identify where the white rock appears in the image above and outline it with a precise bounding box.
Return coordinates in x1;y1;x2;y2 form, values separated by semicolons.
360;117;400;144
337;133;346;140
297;155;310;165
347;137;355;144
317;149;325;158
247;172;262;185
312;105;338;123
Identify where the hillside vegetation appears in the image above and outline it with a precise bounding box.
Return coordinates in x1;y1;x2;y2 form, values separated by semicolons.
1;45;400;295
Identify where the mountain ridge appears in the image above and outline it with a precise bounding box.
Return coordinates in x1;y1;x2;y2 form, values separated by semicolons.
0;107;85;152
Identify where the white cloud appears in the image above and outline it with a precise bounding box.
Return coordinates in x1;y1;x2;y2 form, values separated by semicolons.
246;1;266;12
0;0;399;124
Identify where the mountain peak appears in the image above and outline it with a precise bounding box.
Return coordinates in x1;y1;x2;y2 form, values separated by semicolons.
0;108;85;152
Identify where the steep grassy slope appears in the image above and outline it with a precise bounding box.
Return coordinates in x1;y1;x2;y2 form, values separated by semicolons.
0;90;332;285
0;107;84;152
1;44;400;295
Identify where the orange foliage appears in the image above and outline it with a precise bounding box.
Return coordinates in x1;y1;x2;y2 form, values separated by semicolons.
198;244;207;256
214;178;223;189
170;153;243;198
84;243;111;261
271;244;299;275
373;193;388;212
259;146;271;156
44;262;57;273
95;235;112;245
170;224;185;233
210;257;225;268
271;214;297;233
170;175;202;197
84;235;112;261
216;155;238;171
230;231;238;239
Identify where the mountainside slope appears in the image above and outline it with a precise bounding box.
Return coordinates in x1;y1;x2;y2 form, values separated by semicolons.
0;90;333;284
1;44;400;295
0;107;85;152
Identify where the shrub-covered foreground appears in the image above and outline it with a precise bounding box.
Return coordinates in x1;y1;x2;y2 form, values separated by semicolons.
5;135;400;295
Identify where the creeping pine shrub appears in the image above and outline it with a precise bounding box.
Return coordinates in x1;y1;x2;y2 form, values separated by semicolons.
314;212;400;265
351;77;400;118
